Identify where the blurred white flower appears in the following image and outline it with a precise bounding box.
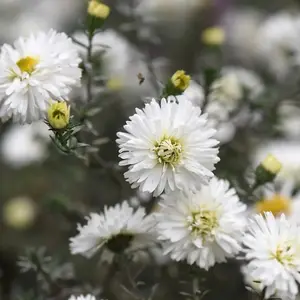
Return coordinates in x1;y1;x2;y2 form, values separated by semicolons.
0;0;82;43
117;98;219;196
256;12;300;80
253;140;300;184
222;9;263;65
243;212;300;300
70;200;155;257
3;196;37;230
69;295;96;300
72;30;152;96
1;121;49;168
278;102;300;139
135;0;209;24
0;30;81;123
250;181;300;224
156;177;247;270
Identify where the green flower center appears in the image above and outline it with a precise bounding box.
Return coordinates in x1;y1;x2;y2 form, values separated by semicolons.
153;136;182;165
187;209;218;241
271;244;295;266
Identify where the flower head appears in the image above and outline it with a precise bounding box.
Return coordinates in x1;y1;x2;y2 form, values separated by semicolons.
70;201;155;257
116;98;219;196
171;70;190;92
242;212;300;300
0;29;81;124
47;101;70;129
88;0;110;19
156;177;247;270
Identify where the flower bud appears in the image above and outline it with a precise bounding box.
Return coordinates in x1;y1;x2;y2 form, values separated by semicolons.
47;101;70;130
255;154;282;186
201;27;225;46
171;70;190;92
88;0;110;20
261;154;282;175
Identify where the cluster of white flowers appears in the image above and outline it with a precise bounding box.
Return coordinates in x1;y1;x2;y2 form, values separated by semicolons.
2;22;300;300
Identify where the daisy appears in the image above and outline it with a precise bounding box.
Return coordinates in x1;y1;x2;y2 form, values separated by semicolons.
116;98;219;196
0;29;81;124
69;201;155;258
242;212;300;300
251;181;300;224
69;295;96;300
255;12;300;80
156;177;247;270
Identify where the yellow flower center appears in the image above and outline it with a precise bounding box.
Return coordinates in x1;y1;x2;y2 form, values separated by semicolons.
255;194;291;217
16;56;39;74
153;136;183;166
187;209;218;241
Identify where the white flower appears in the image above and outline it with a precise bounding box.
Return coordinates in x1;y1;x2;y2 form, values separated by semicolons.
253;140;300;184
0;29;81;123
249;181;300;225
278;102;300;139
242;212;300;300
69;295;96;300
116;98;219;196
70;201;155;258
1;121;49;168
256;12;300;79
156;177;247;270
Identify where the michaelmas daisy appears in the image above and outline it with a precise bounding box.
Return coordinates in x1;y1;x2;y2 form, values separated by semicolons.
156;177;247;270
116;98;219;196
243;212;300;300
69;201;154;258
0;29;81;124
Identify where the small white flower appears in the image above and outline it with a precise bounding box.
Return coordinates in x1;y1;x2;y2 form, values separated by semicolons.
256;12;300;79
0;29;81;123
253;140;300;184
248;181;300;226
116;98;219;196
1;121;49;168
156;177;247;270
69;295;96;300
70;201;155;258
242;212;300;300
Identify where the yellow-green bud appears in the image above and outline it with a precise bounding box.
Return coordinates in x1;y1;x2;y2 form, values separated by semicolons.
201;27;225;46
261;154;282;175
171;70;191;92
255;154;282;186
88;0;110;19
47;101;70;130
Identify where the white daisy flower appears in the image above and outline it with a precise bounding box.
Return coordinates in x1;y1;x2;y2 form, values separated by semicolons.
256;12;300;80
242;212;300;300
116;98;219;196
249;181;300;225
253;140;300;184
69;295;96;300
70;201;155;258
0;29;81;124
156;177;247;270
